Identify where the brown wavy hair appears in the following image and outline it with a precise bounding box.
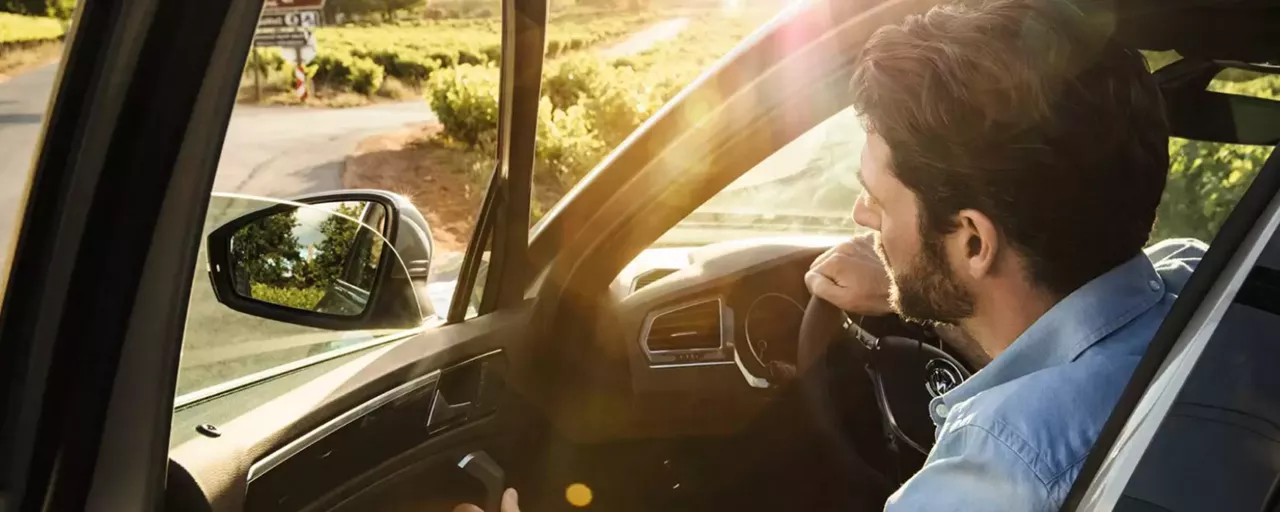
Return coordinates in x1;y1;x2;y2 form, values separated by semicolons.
851;0;1168;296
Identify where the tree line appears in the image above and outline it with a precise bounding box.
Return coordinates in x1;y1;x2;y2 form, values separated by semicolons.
231;204;370;299
1;0;74;19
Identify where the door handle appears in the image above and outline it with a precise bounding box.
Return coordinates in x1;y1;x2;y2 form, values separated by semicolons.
428;353;504;432
459;451;505;512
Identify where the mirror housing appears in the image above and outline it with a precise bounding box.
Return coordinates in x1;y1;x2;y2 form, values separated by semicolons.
206;190;435;331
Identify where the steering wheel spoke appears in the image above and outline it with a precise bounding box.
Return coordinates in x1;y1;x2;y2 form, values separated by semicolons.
792;297;973;460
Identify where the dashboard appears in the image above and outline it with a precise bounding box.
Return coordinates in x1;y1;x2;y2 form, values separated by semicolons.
163;236;850;512
606;236;844;438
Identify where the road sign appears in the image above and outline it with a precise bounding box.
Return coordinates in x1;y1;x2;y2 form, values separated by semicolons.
263;0;325;11
259;10;320;29
253;29;311;48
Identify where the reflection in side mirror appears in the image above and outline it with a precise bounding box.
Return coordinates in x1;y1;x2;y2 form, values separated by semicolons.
206;193;426;331
228;201;387;317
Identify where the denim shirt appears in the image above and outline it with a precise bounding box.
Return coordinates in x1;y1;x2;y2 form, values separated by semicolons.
884;239;1206;511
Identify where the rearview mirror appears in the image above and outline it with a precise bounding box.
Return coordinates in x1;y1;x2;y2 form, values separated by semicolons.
206;192;433;330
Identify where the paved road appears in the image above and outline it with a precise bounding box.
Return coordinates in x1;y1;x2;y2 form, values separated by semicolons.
0;62;434;273
599;17;689;59
0;64;58;276
214;102;433;196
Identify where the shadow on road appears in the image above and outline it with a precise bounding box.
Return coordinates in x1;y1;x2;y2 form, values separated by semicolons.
0;113;43;125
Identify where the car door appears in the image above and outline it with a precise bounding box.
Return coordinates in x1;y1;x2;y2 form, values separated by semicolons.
1063;143;1280;511
0;0;549;509
1062;58;1280;510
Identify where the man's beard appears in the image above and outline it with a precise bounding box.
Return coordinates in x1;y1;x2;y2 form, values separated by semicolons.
876;230;975;325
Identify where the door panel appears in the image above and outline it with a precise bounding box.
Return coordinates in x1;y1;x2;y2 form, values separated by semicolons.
245;352;508;512
168;306;534;511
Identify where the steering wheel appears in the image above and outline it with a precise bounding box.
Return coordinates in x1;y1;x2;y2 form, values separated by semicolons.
792;297;972;457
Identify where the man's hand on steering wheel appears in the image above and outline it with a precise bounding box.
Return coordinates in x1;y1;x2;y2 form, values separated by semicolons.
805;232;892;316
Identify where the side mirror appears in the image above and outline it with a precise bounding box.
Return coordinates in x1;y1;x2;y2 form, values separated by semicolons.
206;191;435;330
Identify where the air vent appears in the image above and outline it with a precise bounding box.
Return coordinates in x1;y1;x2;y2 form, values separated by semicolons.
632;268;678;292
644;299;722;352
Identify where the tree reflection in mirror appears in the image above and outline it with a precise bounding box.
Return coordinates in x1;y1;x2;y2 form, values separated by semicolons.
228;201;388;316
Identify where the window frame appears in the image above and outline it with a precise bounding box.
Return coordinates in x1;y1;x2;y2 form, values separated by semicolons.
446;0;543;322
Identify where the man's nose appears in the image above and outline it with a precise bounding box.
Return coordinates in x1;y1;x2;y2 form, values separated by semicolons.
852;193;880;231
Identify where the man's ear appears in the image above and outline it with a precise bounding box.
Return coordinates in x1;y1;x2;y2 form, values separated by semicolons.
952;209;1000;280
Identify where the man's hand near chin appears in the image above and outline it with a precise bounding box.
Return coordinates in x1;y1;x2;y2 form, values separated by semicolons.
805;232;893;316
453;489;520;512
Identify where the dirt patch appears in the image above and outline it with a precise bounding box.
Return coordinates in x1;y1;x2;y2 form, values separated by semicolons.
0;39;61;81
237;78;421;108
343;123;486;253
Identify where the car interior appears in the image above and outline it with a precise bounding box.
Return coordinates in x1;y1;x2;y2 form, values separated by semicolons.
8;0;1277;511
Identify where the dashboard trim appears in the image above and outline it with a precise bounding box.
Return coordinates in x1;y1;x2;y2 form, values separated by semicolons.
652;360;736;369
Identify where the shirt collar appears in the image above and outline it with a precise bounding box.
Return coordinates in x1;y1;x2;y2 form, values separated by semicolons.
928;253;1165;425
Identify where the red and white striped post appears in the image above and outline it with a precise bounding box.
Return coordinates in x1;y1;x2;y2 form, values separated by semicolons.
293;46;308;102
293;64;308;101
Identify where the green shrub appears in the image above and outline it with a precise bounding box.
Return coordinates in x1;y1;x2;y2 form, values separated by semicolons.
46;0;74;19
430;51;456;67
535;97;606;187
542;56;602;109
244;48;287;77
457;49;484;66
427;64;500;148
0;12;63;43
250;283;326;310
0;0;72;19
310;11;663;99
541;57;658;145
378;76;415;99
350;56;385;94
357;48;438;83
582;64;657;145
311;51;385;94
481;44;501;62
1154;138;1271;243
426;11;772;198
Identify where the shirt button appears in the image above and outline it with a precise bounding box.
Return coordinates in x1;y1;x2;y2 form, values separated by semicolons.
1148;280;1162;292
934;403;950;418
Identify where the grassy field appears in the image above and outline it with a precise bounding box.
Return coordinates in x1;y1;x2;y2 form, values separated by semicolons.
250;5;783;221
243;9;665;104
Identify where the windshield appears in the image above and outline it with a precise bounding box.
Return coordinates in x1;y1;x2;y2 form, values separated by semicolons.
657;106;864;246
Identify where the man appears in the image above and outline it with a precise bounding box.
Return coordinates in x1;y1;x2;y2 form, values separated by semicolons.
806;0;1203;509
459;0;1205;510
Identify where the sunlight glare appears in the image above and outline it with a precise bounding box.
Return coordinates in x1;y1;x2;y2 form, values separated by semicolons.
566;483;593;507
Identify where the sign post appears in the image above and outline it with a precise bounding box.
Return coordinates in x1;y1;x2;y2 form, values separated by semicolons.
251;48;263;102
254;0;325;102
